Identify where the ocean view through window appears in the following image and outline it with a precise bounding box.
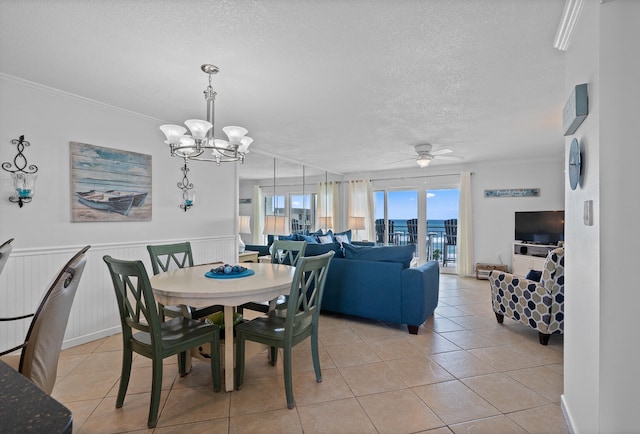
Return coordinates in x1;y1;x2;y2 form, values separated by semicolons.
374;189;459;264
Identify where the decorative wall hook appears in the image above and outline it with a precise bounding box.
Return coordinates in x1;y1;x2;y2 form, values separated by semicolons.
178;161;195;211
2;135;39;208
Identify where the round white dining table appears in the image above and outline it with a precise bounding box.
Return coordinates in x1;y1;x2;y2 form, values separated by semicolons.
150;262;295;391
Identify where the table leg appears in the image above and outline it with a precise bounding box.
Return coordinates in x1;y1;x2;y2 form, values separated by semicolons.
223;305;234;392
180;304;192;373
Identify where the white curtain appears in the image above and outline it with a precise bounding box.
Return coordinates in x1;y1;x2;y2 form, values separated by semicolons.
252;185;264;244
347;180;375;241
457;172;474;276
317;181;339;232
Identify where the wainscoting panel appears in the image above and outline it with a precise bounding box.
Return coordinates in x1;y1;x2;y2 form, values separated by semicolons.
0;236;236;353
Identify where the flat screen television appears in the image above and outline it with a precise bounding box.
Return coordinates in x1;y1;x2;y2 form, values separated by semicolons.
515;210;565;245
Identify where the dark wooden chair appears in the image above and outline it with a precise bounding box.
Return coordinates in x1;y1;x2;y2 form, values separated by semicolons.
407;219;418;244
443;218;457;266
374;219;395;244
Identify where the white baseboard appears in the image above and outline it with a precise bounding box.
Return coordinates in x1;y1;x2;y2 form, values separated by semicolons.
61;326;122;350
561;394;577;434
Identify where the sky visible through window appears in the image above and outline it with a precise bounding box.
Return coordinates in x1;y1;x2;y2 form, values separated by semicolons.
375;189;459;220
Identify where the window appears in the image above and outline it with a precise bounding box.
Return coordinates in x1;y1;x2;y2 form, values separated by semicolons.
290;193;316;233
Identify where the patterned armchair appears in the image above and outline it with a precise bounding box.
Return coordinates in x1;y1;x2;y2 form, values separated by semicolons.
489;247;564;345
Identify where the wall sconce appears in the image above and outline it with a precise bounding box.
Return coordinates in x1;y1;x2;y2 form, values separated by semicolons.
2;135;38;208
177;161;195;212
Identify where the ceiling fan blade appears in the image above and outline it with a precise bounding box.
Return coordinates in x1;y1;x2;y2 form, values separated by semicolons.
435;155;463;160
389;157;416;164
431;148;453;155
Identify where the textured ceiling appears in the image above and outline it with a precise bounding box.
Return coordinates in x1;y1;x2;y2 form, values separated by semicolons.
0;0;566;179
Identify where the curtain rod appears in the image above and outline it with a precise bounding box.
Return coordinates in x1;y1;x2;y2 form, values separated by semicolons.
257;180;342;189
370;172;474;182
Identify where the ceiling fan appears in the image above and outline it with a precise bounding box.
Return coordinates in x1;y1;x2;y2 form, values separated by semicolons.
412;144;463;167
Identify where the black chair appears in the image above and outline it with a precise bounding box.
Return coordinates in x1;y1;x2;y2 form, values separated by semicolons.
103;255;221;428
374;219;395;244
0;245;90;395
407;219;418;244
443;218;457;266
291;218;301;233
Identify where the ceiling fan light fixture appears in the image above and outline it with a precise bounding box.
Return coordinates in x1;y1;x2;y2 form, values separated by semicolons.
416;154;432;168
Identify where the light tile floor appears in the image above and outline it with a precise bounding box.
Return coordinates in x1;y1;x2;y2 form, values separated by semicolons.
52;275;568;433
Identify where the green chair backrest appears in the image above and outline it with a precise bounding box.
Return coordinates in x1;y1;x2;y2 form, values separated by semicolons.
103;256;162;346
284;251;334;335
147;242;194;275
271;240;307;266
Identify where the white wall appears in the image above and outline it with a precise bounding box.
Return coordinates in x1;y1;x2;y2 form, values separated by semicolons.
598;2;639;432
0;75;237;350
563;1;640;432
562;1;601;431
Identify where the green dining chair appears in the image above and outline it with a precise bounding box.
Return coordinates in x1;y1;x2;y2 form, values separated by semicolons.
103;255;221;429
239;239;307;316
234;250;334;409
147;242;222;320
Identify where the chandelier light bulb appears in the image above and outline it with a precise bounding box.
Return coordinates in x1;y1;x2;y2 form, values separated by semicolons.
223;126;248;145
184;119;213;140
238;136;253;153
159;125;187;145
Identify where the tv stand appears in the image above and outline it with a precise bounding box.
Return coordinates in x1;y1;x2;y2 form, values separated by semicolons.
512;242;556;277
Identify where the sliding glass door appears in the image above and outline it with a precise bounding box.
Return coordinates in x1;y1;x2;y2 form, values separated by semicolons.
374;189;418;246
426;189;459;267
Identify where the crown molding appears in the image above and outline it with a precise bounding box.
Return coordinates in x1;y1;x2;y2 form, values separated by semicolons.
0;73;162;123
553;0;584;51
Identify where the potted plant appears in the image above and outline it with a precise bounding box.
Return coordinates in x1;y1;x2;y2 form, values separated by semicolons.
432;248;441;261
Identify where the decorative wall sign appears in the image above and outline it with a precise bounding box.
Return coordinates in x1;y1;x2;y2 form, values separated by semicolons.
563;83;588;136
484;188;540;198
70;142;152;222
239;198;252;204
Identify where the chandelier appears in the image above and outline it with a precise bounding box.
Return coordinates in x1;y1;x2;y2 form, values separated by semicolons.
159;64;253;165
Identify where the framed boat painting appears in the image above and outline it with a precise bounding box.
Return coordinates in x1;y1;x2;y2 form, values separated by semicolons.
70;142;152;222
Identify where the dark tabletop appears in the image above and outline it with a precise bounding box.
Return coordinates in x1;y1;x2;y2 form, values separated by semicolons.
0;360;72;433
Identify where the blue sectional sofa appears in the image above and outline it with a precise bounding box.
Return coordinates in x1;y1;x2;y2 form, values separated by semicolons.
306;242;440;334
246;233;440;334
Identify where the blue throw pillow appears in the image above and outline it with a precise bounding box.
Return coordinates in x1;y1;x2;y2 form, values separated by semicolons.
526;269;542;282
278;234;296;241
305;242;344;258
300;234;319;244
343;244;415;268
333;229;352;243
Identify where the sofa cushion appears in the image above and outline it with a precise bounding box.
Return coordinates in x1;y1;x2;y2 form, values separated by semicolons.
327;229;352;244
300;234;319;243
318;235;333;244
343;244;415;268
305;242;344;258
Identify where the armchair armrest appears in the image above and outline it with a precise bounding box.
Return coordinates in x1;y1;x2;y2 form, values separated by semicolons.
489;270;554;333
